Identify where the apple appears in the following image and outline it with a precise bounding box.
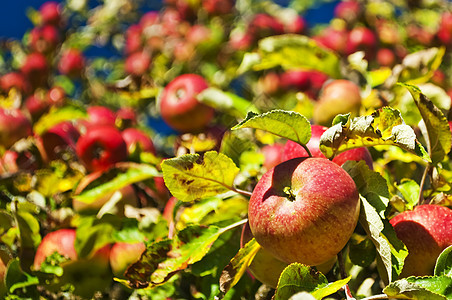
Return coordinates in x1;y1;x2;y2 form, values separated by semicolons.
248;157;360;266
0;72;29;94
121;128;156;154
313;79;362;126
345;27;377;60
75;125;128;172
47;86;66;106
313;27;349;55
21;52;49;89
116;106;137;128
261;143;285;170
125;24;143;54
202;0;235;15
0;108;33;149
390;205;452;278
39;121;80;161
437;12;452;46
33;228;112;298
334;0;361;23
247;14;285;42
258;72;281;95
279;70;311;92
85;105;117;128
24;92;49;121
29;25;60;53
58;49;85;78
282;125;373;169
376;48;396;67
109;242;146;278
283;15;306;34
125;51;151;76
39;1;62;25
159;74;214;133
0;149;40;174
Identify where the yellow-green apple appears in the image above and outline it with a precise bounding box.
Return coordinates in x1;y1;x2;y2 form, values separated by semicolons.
240;222;336;288
159;74;214;133
313;79;362;126
109;242;146;278
33;228;112;298
75;125;128;172
0;108;33;149
248;157;360;266
390;204;452;277
282;124;373;169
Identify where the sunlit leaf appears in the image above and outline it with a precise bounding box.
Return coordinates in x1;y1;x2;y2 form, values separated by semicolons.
33;105;87;135
232;110;311;146
400;83;451;164
5;258;39;293
394;179;420;210
161;151;240;202
435;245;452;278
384;275;452;299
319;107;430;162
219;238;261;294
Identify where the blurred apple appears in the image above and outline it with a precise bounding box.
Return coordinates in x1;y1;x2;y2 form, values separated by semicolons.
21;52;49;89
39;121;80;161
39;1;62;25
0;108;33;149
334;0;361;23
58;49;85;78
109;242;146;278
125;51;151;76
85;105;117;128
29;25;60;53
376;48;396;67
345;27;377;60
0;72;29;94
121;128;156;154
261;143;284;170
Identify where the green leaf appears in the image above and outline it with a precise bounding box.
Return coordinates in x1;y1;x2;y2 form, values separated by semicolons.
274;263;349;300
5;258;39;293
219;238;261;294
197;87;259;118
349;235;377;268
384;275;452;299
219;130;255;167
33;105;87;135
232;110;311;146
238;34;341;78
400;83;451;164
319;107;431;162
122;220;245;289
395;179;420;210
343;161;408;282
74;163;159;204
161;151;240;202
435;245;452;277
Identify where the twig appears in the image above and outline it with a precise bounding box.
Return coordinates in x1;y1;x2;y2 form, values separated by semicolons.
232;187;253;197
418;165;430;205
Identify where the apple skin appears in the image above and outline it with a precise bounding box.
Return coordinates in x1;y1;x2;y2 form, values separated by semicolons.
345;27;377;60
39;121;80;161
0;72;29;94
247;14;285;42
29;25;60;53
121;128;156;154
39;1;61;25
58;49;85;78
33;228;112;298
390;205;452;278
0;108;33;149
437;12;452;46
86;105;117;128
261;143;285;171
248;157;360;266
125;51;151;76
75;125;128;172
313;79;362;127
159;74;214;133
21;52;49;89
376;48;396;67
109;242;146;278
334;0;361;23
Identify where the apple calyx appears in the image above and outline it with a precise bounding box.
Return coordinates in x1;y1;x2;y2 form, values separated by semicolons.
283;186;296;202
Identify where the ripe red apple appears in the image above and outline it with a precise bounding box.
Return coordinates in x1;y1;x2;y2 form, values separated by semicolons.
313;27;349;55
24;93;49;121
248;157;360;266
247;14;285;42
313;79;362;126
0;108;33;149
58;49;85;78
376;48;396;67
159;74;214;133
85;105;117;128
75;125;128;172
116;106;137;128
261;143;285;170
121;128;156;154
0;149;40;174
202;0;235;15
125;51;151;76
29;25;60;53
33;228;112;298
334;0;361;23
39;121;80;161
345;27;377;60
390;205;452;277
109;242;146;278
437;12;452;46
39;1;62;25
125;24;143;54
21;52;49;88
283;15;306;34
282;125;373;169
279;70;311;92
0;72;29;94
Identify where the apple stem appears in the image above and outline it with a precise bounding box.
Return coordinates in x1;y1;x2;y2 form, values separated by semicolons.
417;165;430;205
283;186;296;202
302;144;313;158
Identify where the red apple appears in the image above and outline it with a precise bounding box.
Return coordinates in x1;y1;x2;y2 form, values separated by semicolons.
313;79;362;126
125;51;151;76
437;12;452;46
202;0;235;15
40;121;80;161
0;149;40;174
75;125;128;172
247;14;285;42
29;25;60;53
116;106;137;128
21;52;49;89
121;128;156;154
86;105;117;127
109;242;146;278
0;108;33;149
159;74;214;133
24;93;49;121
376;48;396;67
0;72;29;94
58;49;85;78
261;143;285;170
345;27;377;60
125;24;143;54
390;205;452;277
248;157;360;265
39;1;62;25
334;0;361;23
283;15;306;34
279;70;311;92
313;27;349;55
33;228;112;298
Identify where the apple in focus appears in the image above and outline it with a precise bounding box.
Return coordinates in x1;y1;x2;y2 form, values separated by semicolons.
248;157;360;266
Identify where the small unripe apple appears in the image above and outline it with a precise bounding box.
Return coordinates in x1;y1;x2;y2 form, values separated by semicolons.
390;205;452;277
109;242;146;278
159;74;214;133
58;49;85;78
0;108;33;149
76;125;128;172
313;79;362;126
125;51;151;76
121;128;156;154
248;157;360;266
39;1;61;25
